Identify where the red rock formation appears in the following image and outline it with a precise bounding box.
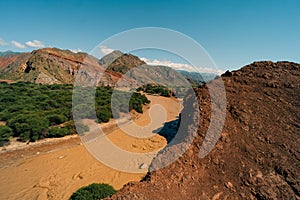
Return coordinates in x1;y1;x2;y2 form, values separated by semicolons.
107;61;300;200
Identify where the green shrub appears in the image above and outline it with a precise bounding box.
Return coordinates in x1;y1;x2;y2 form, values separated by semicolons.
0;125;12;146
137;83;171;97
6;114;49;142
48;127;70;138
47;114;68;125
96;106;111;123
70;183;116;200
73;104;95;119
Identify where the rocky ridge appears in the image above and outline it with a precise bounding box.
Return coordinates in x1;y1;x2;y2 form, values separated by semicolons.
0;48;210;86
106;61;300;200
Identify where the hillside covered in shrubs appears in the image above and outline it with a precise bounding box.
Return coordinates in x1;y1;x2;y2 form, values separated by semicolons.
0;82;149;145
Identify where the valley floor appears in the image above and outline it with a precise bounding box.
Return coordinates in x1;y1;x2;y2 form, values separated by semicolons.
0;95;181;200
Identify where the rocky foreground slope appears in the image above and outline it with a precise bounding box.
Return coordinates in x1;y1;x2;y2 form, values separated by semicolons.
107;61;300;199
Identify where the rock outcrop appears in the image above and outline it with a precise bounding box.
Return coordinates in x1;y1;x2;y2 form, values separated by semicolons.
105;53;146;74
0;48;131;86
106;61;300;199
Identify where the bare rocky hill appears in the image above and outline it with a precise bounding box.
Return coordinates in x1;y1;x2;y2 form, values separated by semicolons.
0;48;212;87
105;53;146;74
106;61;300;200
0;48;127;86
0;52;24;70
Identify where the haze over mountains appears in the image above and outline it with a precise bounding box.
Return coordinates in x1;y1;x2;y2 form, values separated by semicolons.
0;48;215;87
0;51;21;57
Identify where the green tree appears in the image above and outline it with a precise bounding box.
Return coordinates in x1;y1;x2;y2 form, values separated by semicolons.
47;114;68;125
0;126;12;146
6;114;49;142
96;106;111;123
48;127;69;137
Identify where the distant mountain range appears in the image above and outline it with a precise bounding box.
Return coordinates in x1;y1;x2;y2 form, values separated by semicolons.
0;48;217;86
0;50;21;57
177;70;216;84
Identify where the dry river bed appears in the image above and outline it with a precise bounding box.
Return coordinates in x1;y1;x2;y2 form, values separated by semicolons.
0;95;181;200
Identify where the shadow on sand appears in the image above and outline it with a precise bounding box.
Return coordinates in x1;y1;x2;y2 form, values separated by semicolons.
152;116;180;143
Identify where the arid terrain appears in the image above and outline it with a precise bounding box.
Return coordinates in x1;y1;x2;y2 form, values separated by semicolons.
0;48;299;200
1;0;299;199
0;95;181;200
107;61;300;199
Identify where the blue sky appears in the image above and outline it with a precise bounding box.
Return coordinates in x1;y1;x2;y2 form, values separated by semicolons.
0;0;299;72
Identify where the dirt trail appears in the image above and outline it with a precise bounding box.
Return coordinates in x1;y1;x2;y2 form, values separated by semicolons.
0;95;181;200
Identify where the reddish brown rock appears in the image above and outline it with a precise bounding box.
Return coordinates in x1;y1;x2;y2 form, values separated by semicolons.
106;61;300;200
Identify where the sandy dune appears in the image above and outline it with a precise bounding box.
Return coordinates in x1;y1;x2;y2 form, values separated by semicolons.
0;95;181;200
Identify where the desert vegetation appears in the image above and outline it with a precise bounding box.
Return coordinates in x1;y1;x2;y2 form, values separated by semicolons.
70;183;116;200
137;83;173;97
0;82;149;145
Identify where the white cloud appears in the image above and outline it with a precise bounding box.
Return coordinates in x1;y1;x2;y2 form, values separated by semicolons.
70;48;82;53
140;57;224;75
11;40;25;49
25;40;45;48
0;38;8;46
99;45;114;55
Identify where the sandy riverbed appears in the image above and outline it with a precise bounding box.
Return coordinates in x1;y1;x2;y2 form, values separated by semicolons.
0;95;181;200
